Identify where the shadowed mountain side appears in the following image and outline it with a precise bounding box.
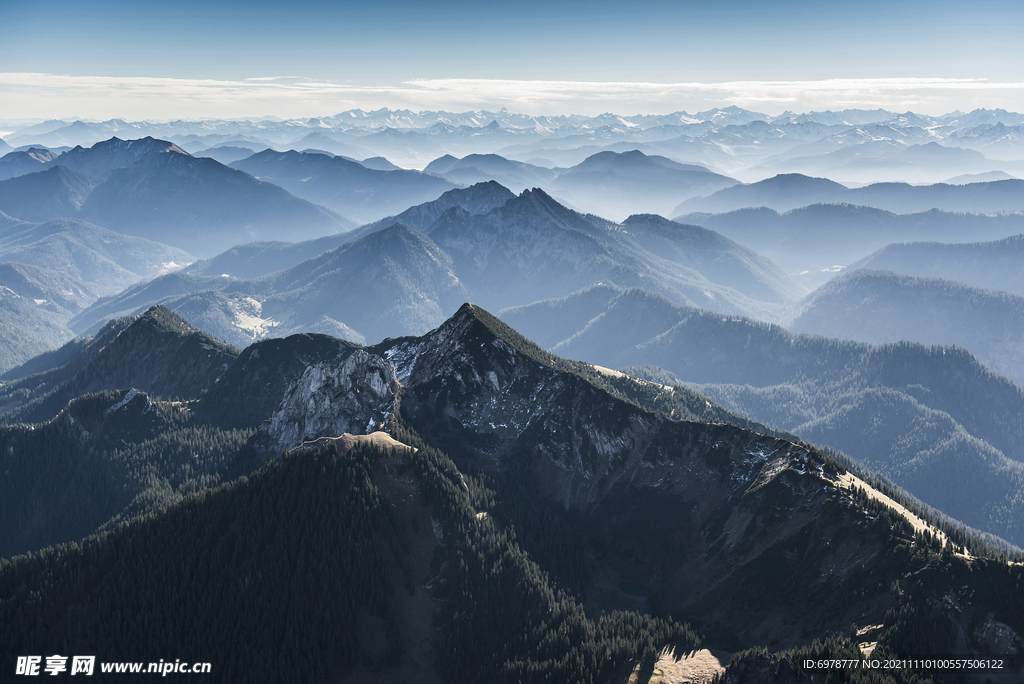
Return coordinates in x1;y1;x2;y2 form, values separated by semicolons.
230;148;458;224
425;188;799;318
0;418;703;682
0;217;193;296
1;302;1022;680
46;136;191;179
182;182;517;282
79;152;352;255
425;191;666;312
499;282;624;349
358;180;517;234
0;165;101;222
788;269;1024;385
202;332;363;430
2;306;237;425
500;287;1024;545
369;304;1024;652
0;316;132;387
0;148;59;181
616;214;803;303
227;223;469;344
849;234;1024;297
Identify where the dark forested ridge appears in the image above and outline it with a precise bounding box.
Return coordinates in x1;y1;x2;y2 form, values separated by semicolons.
1;303;1022;683
501;286;1024;548
0;306;238;425
0;407;701;683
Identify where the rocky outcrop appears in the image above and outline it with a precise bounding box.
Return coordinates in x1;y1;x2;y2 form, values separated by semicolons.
255;350;400;453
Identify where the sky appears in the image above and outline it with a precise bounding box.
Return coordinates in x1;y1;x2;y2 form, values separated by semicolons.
2;0;1023;120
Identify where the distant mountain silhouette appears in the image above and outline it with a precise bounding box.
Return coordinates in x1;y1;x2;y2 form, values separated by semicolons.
550;149;738;220
678;203;1024;286
676;173;1024;215
0;165;101;222
0;148;58;181
79;150;352;255
789;268;1024;385
849;234;1024;297
232;148;458;223
424;153;556;192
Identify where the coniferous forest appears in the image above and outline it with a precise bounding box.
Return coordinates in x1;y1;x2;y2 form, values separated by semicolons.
1;303;1022;683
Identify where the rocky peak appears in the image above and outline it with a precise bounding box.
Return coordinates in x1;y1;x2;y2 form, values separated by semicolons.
256;349;400;453
379;304;814;499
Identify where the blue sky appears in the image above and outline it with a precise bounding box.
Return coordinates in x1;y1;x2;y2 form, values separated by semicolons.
2;0;1023;119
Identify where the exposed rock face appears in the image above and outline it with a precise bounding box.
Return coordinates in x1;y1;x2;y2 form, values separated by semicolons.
257;349;400;453
973;613;1024;655
378;304;810;507
372;304;901;647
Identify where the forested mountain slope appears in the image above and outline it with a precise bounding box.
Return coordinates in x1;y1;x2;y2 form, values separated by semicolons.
849;233;1024;297
502;286;1024;547
789;268;1024;385
1;303;1022;682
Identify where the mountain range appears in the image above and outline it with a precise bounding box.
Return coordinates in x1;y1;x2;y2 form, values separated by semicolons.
849;233;1024;296
0;215;193;295
788;268;1024;385
66;183;802;349
677;203;1024;286
8;106;1024;180
501;284;1024;548
1;304;1021;682
546;150;739;220
0;148;58;181
4;109;1024;682
230;148;459;224
0;214;195;373
423;152;557;192
0;138;354;255
675;173;1024;216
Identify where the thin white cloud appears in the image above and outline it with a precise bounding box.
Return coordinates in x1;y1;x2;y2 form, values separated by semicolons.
405;78;1024;114
3;73;1024;120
